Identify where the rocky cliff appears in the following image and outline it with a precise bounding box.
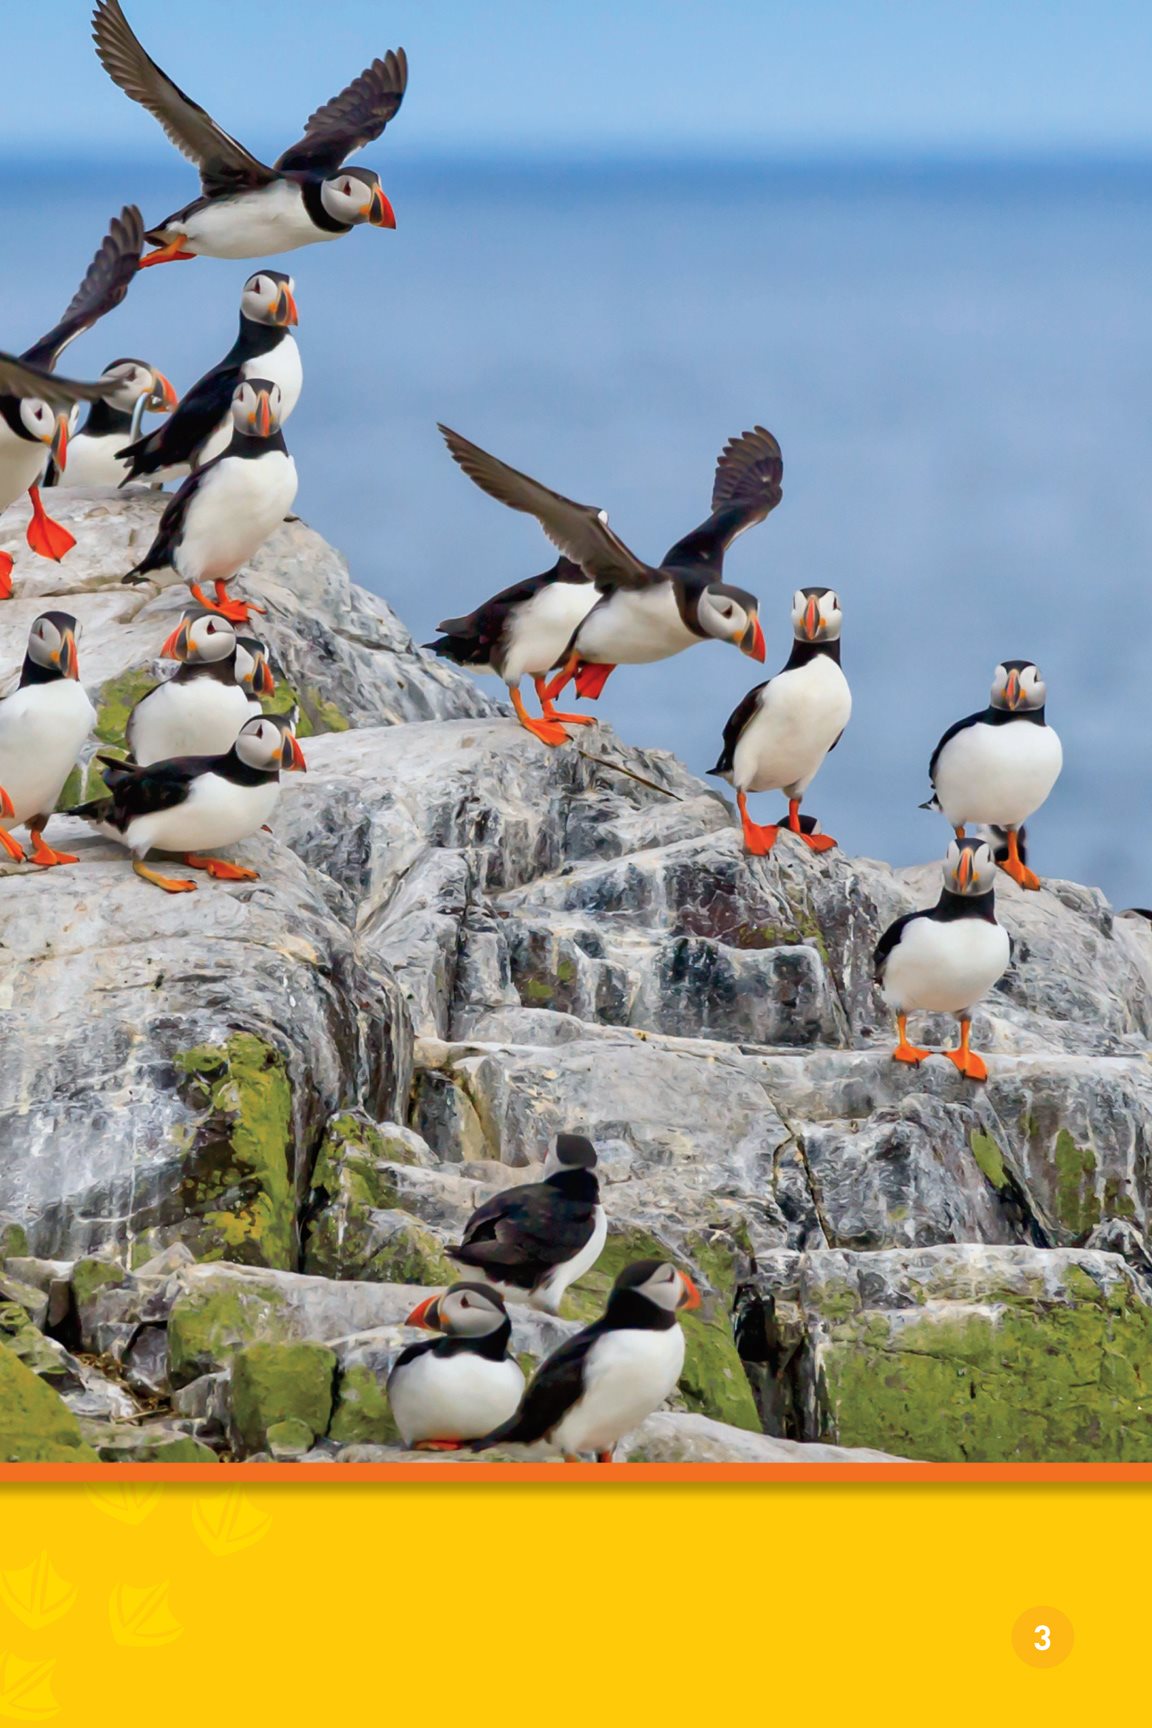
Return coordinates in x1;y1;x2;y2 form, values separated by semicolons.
2;488;1150;1465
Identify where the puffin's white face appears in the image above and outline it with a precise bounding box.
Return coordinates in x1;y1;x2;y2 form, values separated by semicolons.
319;167;396;229
622;1261;702;1314
791;587;842;643
990;661;1046;712
235;715;306;772
187;615;237;664
944;838;998;896
696;584;766;661
407;1284;508;1339
99;359;176;414
240;272;298;329
27;612;79;679
231;379;284;437
19;398;57;445
235;636;275;697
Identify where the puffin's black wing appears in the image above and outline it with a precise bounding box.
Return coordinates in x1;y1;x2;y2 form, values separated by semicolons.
428;558;587;666
0;352;109;408
473;1325;602;1450
92;1;276;198
89;753;204;826
439;425;654;591
451;1177;595;1280
122;465;211;578
275;48;408;172
873;912;923;983
21;207;144;374
708;682;767;776
926;710;983;789
662;426;784;573
118;360;235;477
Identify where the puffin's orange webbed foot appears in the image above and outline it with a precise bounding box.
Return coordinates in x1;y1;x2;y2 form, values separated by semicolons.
27;833;78;867
0;551;13;600
132;859;197;893
596;1449;615;1464
891;1014;931;1065
26;487;76;562
946;1047;989;1082
511;687;570;747
138;238;195;269
0;827;24;862
800;830;837;853
183;855;260;881
737;791;778;856
413;1439;464;1452
188;584;261;625
999;857;1041;892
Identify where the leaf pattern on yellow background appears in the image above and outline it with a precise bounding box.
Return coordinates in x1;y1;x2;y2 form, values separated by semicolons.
0;1653;58;1722
107;1583;182;1649
0;1557;76;1631
192;1491;272;1556
83;1484;161;1527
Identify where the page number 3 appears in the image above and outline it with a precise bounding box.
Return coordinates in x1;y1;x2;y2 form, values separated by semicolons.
1012;1607;1073;1668
1034;1625;1051;1651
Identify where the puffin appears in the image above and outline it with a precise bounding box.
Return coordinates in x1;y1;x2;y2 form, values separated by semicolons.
45;358;177;489
387;1283;526;1451
471;1260;701;1463
92;2;405;268
70;712;306;893
448;1133;607;1315
0;613;97;869
873;837;1012;1082
438;424;780;730
235;635;276;714
0;206;144;597
921;660;1062;892
426;557;600;745
118;272;301;485
125;614;255;765
121;379;298;623
709;586;851;856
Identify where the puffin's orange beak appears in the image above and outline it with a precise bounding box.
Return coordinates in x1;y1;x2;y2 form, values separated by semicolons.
677;1273;702;1311
803;596;820;640
955;848;974;890
282;733;307;772
273;284;298;327
160;619;191;661
49;414;69;469
150;370;178;412
61;628;79;681
0;786;14;818
366;185;396;229
405;1295;442;1330
256;392;273;438
254;653;276;697
742;616;766;662
1003;670;1021;710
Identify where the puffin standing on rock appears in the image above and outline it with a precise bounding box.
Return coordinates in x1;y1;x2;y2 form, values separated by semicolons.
709;586;850;856
471;1260;701;1463
438;424;779;742
46;359;177;490
387;1283;525;1451
92;1;405;267
874;837;1012;1081
449;1133;607;1315
125;614;265;764
70;713;306;893
0;614;97;869
922;660;1062;891
121;380;298;624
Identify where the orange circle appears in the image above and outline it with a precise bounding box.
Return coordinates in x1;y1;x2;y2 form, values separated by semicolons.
1011;1606;1074;1668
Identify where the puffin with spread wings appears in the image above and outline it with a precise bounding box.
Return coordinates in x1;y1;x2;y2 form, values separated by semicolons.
91;1;405;268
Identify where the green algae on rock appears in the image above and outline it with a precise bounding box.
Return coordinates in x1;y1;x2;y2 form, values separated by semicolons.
230;1341;336;1454
167;1275;294;1388
0;1346;99;1463
328;1363;401;1447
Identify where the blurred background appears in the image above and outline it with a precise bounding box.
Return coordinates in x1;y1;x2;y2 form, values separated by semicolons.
2;2;1151;901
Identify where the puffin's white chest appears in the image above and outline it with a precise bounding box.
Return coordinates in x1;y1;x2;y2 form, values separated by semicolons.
127;675;252;765
0;427;48;513
172;451;298;584
178;184;339;258
576;585;698;665
53;432;130;490
880;913;1011;1015
732;657;851;795
118;771;280;856
501;581;600;681
551;1324;685;1455
0;679;96;825
387;1348;525;1447
933;719;1063;827
197;340;304;470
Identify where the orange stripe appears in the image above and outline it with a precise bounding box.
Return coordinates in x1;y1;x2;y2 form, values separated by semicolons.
2;1461;1148;1483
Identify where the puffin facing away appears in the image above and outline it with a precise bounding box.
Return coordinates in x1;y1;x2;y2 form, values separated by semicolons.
438;424;779;730
46;358;177;489
71;712;306;892
92;1;405;267
448;1133;607;1315
710;586;850;856
0;613;97;868
387;1283;525;1451
121;379;298;623
125;613;254;765
922;660;1062;891
874;837;1011;1081
472;1260;701;1463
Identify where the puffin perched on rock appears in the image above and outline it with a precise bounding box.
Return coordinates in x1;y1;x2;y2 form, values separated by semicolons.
387;1283;525;1451
125;614;263;764
92;1;405;267
472;1260;700;1463
71;712;306;892
121;379;297;623
449;1133;606;1315
118;272;301;485
438;424;779;739
236;636;276;715
0;613;96;868
710;586;850;856
46;358;177;490
922;660;1062;891
874;837;1011;1081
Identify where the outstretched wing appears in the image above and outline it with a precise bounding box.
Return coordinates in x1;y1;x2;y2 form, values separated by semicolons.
662;425;784;572
92;0;276;197
21;207;144;373
276;48;408;172
0;351;110;408
439;424;653;591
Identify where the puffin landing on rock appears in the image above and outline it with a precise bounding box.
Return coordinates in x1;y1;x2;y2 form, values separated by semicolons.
387;1283;525;1451
0;614;96;868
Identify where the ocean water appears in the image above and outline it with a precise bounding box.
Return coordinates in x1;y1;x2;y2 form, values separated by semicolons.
3;155;1151;906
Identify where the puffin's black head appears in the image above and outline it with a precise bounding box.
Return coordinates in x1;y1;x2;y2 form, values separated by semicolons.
235;714;306;773
240;271;299;329
230;378;284;440
405;1282;509;1337
944;836;998;897
544;1132;598;1176
236;634;276;699
99;358;177;414
26;612;80;681
696;581;765;662
609;1259;701;1314
160;612;236;665
319;165;396;231
790;585;842;644
990;659;1046;713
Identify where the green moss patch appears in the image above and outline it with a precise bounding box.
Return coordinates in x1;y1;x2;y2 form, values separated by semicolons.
329;1363;400;1447
0;1346;99;1462
304;1112;445;1282
1053;1129;1101;1238
970;1131;1007;1190
230;1341;336;1454
167;1277;292;1387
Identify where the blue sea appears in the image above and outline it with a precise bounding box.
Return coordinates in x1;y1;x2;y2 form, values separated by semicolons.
4;154;1151;906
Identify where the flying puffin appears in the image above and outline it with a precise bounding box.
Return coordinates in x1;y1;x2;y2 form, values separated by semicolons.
0;206;144;597
709;586;851;856
448;1133;607;1315
92;1;405;268
922;659;1062;892
121;379;298;623
118;273;301;486
472;1260;701;1463
0;613;97;869
438;424;779;732
873;837;1012;1082
70;712;306;893
387;1283;526;1451
45;358;177;490
125;614;256;765
426;557;600;745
